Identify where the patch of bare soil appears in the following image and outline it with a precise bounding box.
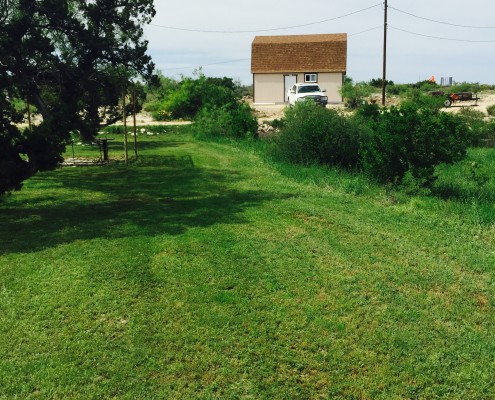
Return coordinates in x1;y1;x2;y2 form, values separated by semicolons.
61;157;106;166
114;111;192;126
250;101;346;123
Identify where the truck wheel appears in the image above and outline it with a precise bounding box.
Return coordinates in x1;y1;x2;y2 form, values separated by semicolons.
444;99;452;107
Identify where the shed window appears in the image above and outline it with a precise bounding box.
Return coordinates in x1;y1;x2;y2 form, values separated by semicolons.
304;73;317;83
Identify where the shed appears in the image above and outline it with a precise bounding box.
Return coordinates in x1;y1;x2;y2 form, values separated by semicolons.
251;33;347;104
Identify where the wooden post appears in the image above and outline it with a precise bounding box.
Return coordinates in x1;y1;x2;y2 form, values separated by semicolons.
132;86;138;157
381;0;388;106
123;86;128;165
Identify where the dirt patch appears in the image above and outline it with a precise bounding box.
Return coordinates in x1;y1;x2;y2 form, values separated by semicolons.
61;157;106;166
114;111;192;126
251;102;347;123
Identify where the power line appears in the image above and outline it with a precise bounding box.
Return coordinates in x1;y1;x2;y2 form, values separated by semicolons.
389;6;495;29
389;25;495;43
161;58;250;71
148;3;382;34
159;25;384;72
348;25;382;37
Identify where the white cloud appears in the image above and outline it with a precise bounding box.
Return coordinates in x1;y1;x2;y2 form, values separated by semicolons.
145;0;495;84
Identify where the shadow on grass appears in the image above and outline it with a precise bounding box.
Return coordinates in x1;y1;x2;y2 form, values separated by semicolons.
69;140;186;160
0;154;286;255
432;181;495;204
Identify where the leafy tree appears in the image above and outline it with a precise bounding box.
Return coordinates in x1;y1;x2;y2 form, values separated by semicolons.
144;71;180;112
0;0;155;195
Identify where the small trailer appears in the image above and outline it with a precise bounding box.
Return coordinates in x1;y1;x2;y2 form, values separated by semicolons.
430;91;480;107
443;92;480;107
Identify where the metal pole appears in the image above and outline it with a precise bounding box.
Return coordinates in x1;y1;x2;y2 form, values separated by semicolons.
381;0;388;106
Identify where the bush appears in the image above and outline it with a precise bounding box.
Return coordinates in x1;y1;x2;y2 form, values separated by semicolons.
368;78;394;88
413;80;439;92
401;89;445;111
478;120;495;147
386;83;411;96
268;118;285;129
355;103;380;121
456;107;493;146
449;82;480;93
271;101;364;168
486;104;495;117
340;78;374;109
192;102;258;140
359;104;472;186
151;109;172;121
142;100;162;113
148;73;242;121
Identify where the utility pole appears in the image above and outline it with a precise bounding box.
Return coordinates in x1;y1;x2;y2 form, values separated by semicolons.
381;0;388;106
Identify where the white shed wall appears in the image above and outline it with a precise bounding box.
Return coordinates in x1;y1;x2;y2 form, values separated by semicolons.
254;73;343;104
253;74;284;104
316;73;343;103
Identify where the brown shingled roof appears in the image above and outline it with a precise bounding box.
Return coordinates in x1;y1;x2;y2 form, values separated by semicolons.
251;34;347;73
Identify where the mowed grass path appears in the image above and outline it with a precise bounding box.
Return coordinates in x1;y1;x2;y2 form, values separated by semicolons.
1;128;494;399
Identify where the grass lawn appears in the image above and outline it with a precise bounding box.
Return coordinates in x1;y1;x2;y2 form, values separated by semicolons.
1;127;494;399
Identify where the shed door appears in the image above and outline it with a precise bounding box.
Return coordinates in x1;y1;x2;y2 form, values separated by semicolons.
284;75;297;102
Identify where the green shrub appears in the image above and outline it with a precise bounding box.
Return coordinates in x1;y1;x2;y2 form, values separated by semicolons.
486;104;495;117
449;82;480;93
386;83;411;96
340;78;374;109
268;118;285;129
402;89;445;111
271;101;364;168
368;78;394;88
143;100;162;113
192;102;258;140
151;109;172;121
413;80;439;92
151;74;242;121
355;103;380;121
479;120;495;147
456;107;492;146
359;104;472;186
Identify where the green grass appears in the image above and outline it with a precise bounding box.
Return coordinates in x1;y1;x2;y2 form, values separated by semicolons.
1;127;494;399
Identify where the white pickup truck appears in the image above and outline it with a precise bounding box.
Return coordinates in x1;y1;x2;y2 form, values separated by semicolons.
287;83;328;107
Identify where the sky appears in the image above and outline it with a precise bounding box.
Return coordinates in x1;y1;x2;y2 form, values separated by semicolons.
143;0;495;85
